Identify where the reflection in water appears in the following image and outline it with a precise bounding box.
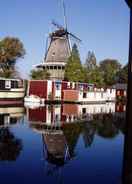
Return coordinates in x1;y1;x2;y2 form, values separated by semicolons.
0;106;25;127
0;102;125;183
0;127;22;161
42;129;70;182
122;108;132;184
0;106;24;161
27;103;125;183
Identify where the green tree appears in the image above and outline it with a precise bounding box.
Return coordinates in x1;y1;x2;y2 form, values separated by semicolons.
0;37;25;78
83;51;104;86
84;66;104;87
64;44;85;82
116;64;128;83
99;59;121;86
30;69;50;80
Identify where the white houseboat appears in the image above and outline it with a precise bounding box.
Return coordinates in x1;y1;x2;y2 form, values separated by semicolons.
25;80;116;104
0;78;25;105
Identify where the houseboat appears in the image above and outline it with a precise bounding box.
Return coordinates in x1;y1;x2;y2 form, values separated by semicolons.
25;80;116;104
0;78;25;105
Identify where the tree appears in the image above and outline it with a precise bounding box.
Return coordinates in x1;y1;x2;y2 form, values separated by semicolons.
84;51;97;70
83;51;104;86
30;68;50;80
84;66;104;87
64;44;85;82
99;59;121;86
116;64;128;83
0;37;25;77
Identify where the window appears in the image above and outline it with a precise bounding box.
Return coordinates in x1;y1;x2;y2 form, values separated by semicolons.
124;90;127;96
117;90;120;96
11;81;18;88
50;66;53;70
52;52;55;56
0;80;5;90
56;84;60;90
82;108;86;114
83;92;87;98
67;82;70;88
5;80;11;89
55;82;61;90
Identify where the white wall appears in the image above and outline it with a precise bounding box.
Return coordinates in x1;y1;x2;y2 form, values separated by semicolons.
47;80;52;99
78;91;106;102
78;103;116;115
78;89;116;103
106;89;116;101
54;82;62;100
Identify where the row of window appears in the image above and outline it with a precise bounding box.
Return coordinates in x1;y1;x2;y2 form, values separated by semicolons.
0;80;21;90
43;66;65;70
82;92;104;98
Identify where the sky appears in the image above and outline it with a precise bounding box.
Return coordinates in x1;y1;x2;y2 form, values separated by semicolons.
0;0;130;78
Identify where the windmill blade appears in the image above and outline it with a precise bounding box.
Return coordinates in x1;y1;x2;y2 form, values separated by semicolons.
61;0;67;30
68;32;82;43
44;35;49;61
51;20;64;30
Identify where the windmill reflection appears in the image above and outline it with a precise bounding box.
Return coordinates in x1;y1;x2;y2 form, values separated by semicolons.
0;106;24;161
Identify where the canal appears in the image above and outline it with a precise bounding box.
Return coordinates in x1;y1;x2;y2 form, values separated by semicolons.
0;103;125;184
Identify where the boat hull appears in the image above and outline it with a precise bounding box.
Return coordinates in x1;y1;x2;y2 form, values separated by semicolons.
0;88;25;99
0;88;25;106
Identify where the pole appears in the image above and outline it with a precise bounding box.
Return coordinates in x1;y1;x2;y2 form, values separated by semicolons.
61;0;67;30
123;1;132;183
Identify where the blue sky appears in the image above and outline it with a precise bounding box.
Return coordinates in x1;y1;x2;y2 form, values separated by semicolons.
0;0;130;78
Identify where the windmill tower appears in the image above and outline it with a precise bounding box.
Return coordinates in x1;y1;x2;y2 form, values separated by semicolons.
37;0;81;80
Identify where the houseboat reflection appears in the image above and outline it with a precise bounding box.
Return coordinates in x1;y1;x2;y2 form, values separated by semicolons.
0;106;24;161
0;106;25;127
27;103;117;125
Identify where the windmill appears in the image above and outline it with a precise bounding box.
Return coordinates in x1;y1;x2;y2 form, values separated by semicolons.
37;0;81;80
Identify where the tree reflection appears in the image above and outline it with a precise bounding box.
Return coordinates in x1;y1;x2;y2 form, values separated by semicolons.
0;127;22;161
96;114;119;139
82;122;96;147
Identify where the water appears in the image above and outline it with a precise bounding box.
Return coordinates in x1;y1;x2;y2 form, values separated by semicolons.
0;103;125;184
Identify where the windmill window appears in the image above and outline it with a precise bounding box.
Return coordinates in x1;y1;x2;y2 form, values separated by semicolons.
50;66;53;70
52;52;55;56
54;66;57;70
58;66;61;70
